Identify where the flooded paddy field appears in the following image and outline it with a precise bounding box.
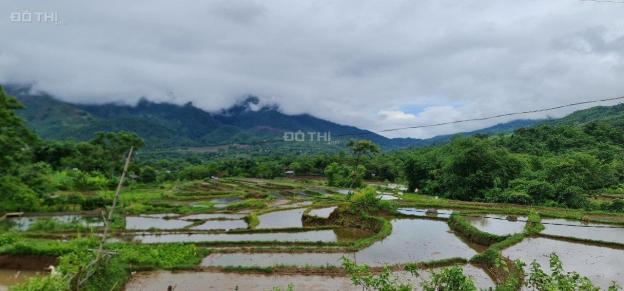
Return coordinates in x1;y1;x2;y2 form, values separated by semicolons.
308;206;336;218
257;208;306;229
125;216;193;230
541;218;624;244
397;208;454;219
503;237;624;289
190;219;247;231
131;228;369;244
202;219;477;267
6;214;103;231
8;178;624;290
125;264;494;291
463;214;527;236
180;213;246;220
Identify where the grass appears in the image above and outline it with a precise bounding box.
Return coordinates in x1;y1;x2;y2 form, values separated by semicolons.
523;210;544;235
8;237;206;291
226;199;268;211
448;213;507;246
245;213;259;229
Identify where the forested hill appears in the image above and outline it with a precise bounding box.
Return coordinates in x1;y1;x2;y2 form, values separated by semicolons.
6;85;530;151
7;85;416;149
7;84;624;151
551;103;624;128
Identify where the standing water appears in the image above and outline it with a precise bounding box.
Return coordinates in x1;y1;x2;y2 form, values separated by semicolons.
256;208;305;229
541;218;624;244
503;237;624;289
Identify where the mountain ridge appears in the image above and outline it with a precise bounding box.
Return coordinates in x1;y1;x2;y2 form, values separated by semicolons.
7;84;623;152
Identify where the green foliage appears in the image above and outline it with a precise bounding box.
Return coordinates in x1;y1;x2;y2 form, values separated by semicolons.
404;154;432;193
526;253;619;291
403;121;624;208
524;210;544;235
343;257;476;291
448;214;506;246
347;140;380;168
11;275;68;291
112;243;201;269
325;162;365;188
350;186;394;212
0;176;39;212
245;213;260;229
421;266;477;291
225;199;267;210
0;86;36;175
26;218;91;232
342;257;414;291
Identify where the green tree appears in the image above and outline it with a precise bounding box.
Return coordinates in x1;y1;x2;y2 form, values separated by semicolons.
0;86;36;175
441;138;522;200
325;162;365;188
404;154;432;193
347;140;380;168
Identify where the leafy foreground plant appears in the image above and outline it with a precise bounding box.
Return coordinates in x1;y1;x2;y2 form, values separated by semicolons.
340;254;620;291
526;253;621;291
341;257;476;291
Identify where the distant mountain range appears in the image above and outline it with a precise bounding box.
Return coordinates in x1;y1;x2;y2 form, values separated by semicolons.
5;85;624;151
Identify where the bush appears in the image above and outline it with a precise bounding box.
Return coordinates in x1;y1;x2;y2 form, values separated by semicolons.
422;266;477;291
81;197;111;211
325;163;365;188
448;214;506;246
66;169;109;191
350;187;393;212
526;253;614;291
0;176;39;212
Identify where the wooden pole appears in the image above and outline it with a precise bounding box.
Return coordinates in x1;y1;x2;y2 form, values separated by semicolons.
96;147;133;260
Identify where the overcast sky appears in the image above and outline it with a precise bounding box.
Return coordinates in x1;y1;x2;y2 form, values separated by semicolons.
1;0;623;138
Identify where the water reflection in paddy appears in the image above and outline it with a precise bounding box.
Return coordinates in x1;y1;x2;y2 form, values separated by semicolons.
463;214;526;236
397;208;453;219
257;208;305;229
378;194;398;200
125;216;192;230
210;197;241;209
503;237;624;289
542;218;624;244
133;229;370;243
308;207;336;218
180;213;245;220
125;265;494;291
191;220;247;231
353;219;477;265
202;219;476;267
8;215;103;231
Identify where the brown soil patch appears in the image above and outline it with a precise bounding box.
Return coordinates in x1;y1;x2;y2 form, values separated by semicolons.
0;255;58;270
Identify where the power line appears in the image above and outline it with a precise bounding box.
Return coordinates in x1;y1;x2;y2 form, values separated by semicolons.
336;95;624;137
138;95;624;154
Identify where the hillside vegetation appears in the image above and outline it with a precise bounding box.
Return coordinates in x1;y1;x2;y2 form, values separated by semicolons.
2;84;624;212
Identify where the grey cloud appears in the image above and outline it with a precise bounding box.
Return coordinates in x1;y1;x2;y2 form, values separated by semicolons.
1;0;623;139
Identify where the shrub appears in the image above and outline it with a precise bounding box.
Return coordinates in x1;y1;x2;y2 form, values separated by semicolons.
526;254;615;291
350;187;393;212
0;176;39;212
325;163;365;188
